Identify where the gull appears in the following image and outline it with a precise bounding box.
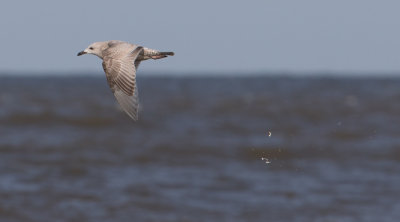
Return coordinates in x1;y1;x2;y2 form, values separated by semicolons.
77;40;174;120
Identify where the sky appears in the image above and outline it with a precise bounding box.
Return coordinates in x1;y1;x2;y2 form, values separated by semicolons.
1;0;400;75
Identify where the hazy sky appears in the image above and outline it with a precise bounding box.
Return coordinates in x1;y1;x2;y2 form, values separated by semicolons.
1;0;400;75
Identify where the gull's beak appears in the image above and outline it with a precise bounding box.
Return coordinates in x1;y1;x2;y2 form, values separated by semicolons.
77;50;87;56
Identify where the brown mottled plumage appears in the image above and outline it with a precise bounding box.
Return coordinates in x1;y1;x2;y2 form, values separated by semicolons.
77;40;174;120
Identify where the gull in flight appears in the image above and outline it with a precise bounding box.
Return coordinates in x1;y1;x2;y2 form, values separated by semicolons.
77;40;174;120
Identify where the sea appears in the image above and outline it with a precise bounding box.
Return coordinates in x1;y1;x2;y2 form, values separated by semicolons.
0;74;400;222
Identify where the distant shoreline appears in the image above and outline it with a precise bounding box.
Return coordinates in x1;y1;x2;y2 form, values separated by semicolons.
1;71;400;78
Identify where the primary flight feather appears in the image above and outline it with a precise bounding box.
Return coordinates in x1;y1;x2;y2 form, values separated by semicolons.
77;40;174;120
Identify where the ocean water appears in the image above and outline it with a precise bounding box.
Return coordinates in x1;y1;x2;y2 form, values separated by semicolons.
0;75;400;222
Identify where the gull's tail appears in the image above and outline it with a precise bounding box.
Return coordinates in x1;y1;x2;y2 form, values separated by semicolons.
139;48;175;60
160;52;175;56
151;51;174;60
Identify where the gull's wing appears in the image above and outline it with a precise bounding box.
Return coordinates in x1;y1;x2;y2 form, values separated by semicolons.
102;45;144;120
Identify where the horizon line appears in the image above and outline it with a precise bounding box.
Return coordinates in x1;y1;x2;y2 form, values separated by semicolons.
1;70;400;78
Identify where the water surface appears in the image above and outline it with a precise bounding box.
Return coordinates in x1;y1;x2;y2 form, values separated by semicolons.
0;75;399;222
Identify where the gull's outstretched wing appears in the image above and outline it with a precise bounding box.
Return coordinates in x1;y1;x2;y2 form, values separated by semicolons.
102;45;144;120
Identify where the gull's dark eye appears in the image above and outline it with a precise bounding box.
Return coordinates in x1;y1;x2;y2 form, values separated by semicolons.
89;47;94;50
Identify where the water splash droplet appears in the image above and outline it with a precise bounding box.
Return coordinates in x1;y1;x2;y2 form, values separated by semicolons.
261;157;271;164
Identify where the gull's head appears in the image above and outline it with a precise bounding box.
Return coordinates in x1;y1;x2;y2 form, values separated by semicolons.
77;42;108;58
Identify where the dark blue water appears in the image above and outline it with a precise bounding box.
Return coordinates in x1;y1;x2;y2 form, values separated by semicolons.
0;75;400;222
